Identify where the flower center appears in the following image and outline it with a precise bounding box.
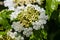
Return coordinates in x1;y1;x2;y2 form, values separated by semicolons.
17;7;40;27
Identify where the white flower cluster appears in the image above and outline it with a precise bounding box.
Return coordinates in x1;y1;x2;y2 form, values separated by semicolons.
7;31;17;39
7;29;24;40
4;0;44;10
10;4;48;20
23;27;33;37
10;4;48;30
10;4;48;37
32;8;48;30
4;0;15;10
15;36;24;40
11;21;33;37
4;0;48;40
10;6;25;20
11;22;24;32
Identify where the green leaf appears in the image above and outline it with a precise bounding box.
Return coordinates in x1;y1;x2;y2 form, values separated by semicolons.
59;10;60;22
0;9;13;30
46;0;58;19
57;0;60;4
0;31;6;35
0;9;13;36
0;9;13;19
41;29;47;39
29;29;47;40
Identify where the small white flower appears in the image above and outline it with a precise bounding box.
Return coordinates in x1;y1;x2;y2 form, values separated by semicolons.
39;14;48;20
10;10;20;20
4;0;44;10
4;0;13;7
29;5;48;30
32;19;47;30
7;29;24;40
32;20;45;30
15;36;24;40
10;6;25;20
33;25;40;30
21;37;24;40
11;21;24;32
26;4;45;13
41;25;44;29
8;7;15;10
23;27;33;37
4;0;15;10
7;30;17;39
32;21;41;30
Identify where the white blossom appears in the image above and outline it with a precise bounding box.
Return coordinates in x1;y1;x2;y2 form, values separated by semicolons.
31;5;48;30
32;20;45;30
4;0;15;10
10;4;46;20
32;16;48;30
4;0;44;10
32;21;41;30
23;27;33;37
10;10;20;20
15;36;24;40
10;4;48;30
11;21;24;32
7;29;24;40
7;30;17;39
26;4;45;13
10;6;25;20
